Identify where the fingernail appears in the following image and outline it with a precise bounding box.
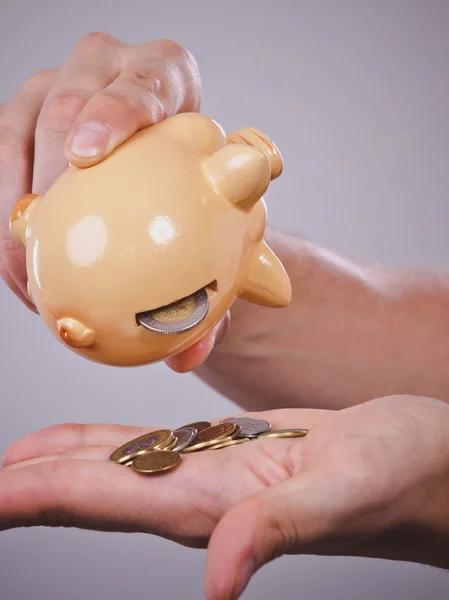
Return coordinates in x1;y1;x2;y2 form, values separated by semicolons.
69;121;110;158
231;559;255;599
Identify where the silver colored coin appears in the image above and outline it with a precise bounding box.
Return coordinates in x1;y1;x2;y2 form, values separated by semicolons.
220;417;271;438
171;427;198;452
136;288;209;335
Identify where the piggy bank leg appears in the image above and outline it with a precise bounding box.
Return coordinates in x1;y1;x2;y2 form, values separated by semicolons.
239;240;292;308
9;193;40;245
227;128;282;181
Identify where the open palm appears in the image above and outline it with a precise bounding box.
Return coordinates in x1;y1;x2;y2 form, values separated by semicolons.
2;394;448;599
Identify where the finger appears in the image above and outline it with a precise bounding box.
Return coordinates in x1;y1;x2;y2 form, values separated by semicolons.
2;407;328;467
64;39;201;167
205;471;334;600
0;253;36;311
32;32;121;194
1;423;153;466
0;428;313;542
0;458;198;536
0;440;269;540
165;313;231;373
3;444;113;470
0;69;56;300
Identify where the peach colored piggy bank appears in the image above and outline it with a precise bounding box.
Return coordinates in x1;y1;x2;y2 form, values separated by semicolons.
10;112;291;367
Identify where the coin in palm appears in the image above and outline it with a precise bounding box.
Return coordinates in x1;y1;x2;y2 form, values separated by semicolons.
220;417;271;438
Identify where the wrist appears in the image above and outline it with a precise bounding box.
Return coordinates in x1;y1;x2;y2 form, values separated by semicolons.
198;226;384;411
383;399;449;569
413;427;449;568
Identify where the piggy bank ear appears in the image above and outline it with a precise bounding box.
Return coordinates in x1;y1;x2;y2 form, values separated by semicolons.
9;194;40;246
155;112;227;155
203;144;271;212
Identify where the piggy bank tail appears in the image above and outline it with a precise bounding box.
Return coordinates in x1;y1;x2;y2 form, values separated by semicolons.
226;128;283;181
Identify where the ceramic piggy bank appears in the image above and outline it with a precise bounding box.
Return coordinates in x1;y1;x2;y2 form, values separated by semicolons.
9;112;291;367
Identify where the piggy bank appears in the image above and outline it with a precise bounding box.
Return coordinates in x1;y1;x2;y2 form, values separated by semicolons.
9;112;291;367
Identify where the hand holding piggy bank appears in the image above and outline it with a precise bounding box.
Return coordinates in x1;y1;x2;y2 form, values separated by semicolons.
9;112;291;367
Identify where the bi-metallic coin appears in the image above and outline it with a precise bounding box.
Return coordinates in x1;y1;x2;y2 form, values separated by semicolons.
109;429;173;464
136;288;209;335
171;427;198;452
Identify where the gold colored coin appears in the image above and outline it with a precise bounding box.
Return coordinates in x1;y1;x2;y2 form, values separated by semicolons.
151;296;196;323
154;435;176;451
163;437;179;451
258;429;309;439
131;450;181;474
196;422;238;443
182;436;236;453
109;429;173;464
207;438;251;450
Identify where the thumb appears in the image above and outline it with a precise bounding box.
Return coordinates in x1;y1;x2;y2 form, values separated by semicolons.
204;470;334;600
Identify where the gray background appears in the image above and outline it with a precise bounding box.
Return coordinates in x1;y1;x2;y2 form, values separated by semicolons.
1;0;449;598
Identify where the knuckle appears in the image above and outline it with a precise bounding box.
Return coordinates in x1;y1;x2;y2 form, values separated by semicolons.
76;31;119;53
97;87;135;113
151;39;201;109
127;67;162;96
99;87;165;124
38;91;88;133
147;38;199;73
154;38;190;61
181;45;200;76
24;68;55;91
260;496;297;557
146;95;165;122
164;39;200;76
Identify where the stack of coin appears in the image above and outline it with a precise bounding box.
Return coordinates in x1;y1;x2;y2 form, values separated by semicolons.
109;417;309;475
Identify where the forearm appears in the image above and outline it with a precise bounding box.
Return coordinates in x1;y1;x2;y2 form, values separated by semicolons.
198;227;449;411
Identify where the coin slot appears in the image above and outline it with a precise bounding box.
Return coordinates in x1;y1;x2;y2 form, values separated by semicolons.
135;284;213;335
205;279;218;297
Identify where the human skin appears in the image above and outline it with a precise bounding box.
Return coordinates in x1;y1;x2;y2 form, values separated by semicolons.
2;394;449;599
185;227;449;411
0;33;201;308
2;34;449;598
2;34;449;414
